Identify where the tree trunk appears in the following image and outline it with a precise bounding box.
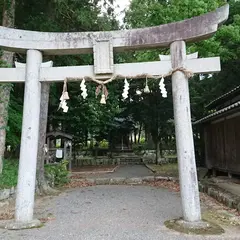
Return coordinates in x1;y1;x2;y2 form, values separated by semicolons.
36;83;58;195
85;130;88;147
152;132;160;165
137;123;142;144
159;138;163;158
90;134;94;149
134;131;137;144
0;0;15;174
155;140;160;165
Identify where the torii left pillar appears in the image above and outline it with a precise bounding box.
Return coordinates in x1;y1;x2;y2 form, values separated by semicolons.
14;49;43;228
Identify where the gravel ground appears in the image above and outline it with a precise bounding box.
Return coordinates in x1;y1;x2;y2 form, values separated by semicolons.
0;185;240;240
84;165;154;178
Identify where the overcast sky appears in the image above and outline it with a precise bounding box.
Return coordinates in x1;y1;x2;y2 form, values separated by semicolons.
115;0;130;9
114;0;131;21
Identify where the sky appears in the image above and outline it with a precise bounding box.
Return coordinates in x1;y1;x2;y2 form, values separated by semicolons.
115;0;131;12
114;0;131;22
99;0;131;24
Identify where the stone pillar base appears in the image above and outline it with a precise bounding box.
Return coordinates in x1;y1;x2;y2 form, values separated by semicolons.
0;219;43;230
165;218;224;235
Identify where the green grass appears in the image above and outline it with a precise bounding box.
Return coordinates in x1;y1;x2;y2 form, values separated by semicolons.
0;159;18;189
0;159;70;190
146;163;179;177
164;155;177;158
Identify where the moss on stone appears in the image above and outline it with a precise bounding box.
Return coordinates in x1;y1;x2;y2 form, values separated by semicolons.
203;210;240;227
164;218;224;235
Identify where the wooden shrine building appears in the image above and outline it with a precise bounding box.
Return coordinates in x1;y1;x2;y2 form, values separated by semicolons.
195;85;240;176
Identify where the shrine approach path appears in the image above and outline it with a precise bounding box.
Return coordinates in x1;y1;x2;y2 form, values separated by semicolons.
1;185;239;240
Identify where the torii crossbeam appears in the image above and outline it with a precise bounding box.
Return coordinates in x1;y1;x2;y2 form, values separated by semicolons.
0;4;229;229
0;57;220;83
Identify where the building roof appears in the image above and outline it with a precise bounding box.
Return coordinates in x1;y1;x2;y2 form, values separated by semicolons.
206;85;240;109
46;131;73;140
194;100;240;124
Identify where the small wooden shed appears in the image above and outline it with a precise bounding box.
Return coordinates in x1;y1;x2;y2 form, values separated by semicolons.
195;85;240;176
45;131;73;170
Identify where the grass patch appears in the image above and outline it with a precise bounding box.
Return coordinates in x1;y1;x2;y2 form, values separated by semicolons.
45;160;70;186
0;159;18;189
164;155;177;158
146;163;178;177
0;159;70;190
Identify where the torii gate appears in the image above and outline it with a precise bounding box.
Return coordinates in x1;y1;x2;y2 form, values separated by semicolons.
0;5;229;229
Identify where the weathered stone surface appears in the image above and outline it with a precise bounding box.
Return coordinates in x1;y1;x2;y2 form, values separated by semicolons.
0;219;43;230
0;200;9;208
154;176;168;181
93;38;114;75
85;178;96;185
0;189;10;201
0;57;221;83
142;176;155;182
109;177;126;185
237;203;240;212
199;182;240;212
0;5;229;55
72;157;121;167
14;50;43;223
176;219;210;229
95;178;110;185
155;176;176;181
227;199;234;208
171;40;202;222
9;187;15;195
165;218;224;235
125;178;143;185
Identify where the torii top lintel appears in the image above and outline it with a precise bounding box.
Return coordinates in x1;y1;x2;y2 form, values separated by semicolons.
0;5;228;55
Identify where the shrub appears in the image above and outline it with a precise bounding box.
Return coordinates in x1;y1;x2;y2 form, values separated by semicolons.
0;159;18;189
0;159;70;189
44;160;69;187
99;139;109;148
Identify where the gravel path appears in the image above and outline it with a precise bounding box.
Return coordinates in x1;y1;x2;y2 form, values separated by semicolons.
0;185;240;240
84;165;154;178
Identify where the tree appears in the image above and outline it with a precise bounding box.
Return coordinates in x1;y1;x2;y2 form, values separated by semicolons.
4;0;239;172
0;0;15;173
119;77;174;163
123;0;240;163
7;0;120;191
36;82;55;194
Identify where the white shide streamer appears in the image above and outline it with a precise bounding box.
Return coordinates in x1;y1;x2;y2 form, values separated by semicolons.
59;91;70;113
122;78;130;100
159;77;167;98
144;77;150;93
80;78;88;99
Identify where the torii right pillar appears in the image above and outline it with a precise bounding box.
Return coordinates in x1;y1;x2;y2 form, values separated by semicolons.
171;41;201;222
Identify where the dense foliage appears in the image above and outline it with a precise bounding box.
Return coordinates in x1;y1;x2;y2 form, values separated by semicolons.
1;0;239;164
45;160;69;186
0;159;70;188
0;159;18;189
124;0;240;159
3;0;120;151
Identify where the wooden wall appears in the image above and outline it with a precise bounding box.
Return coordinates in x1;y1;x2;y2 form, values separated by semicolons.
204;115;240;174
